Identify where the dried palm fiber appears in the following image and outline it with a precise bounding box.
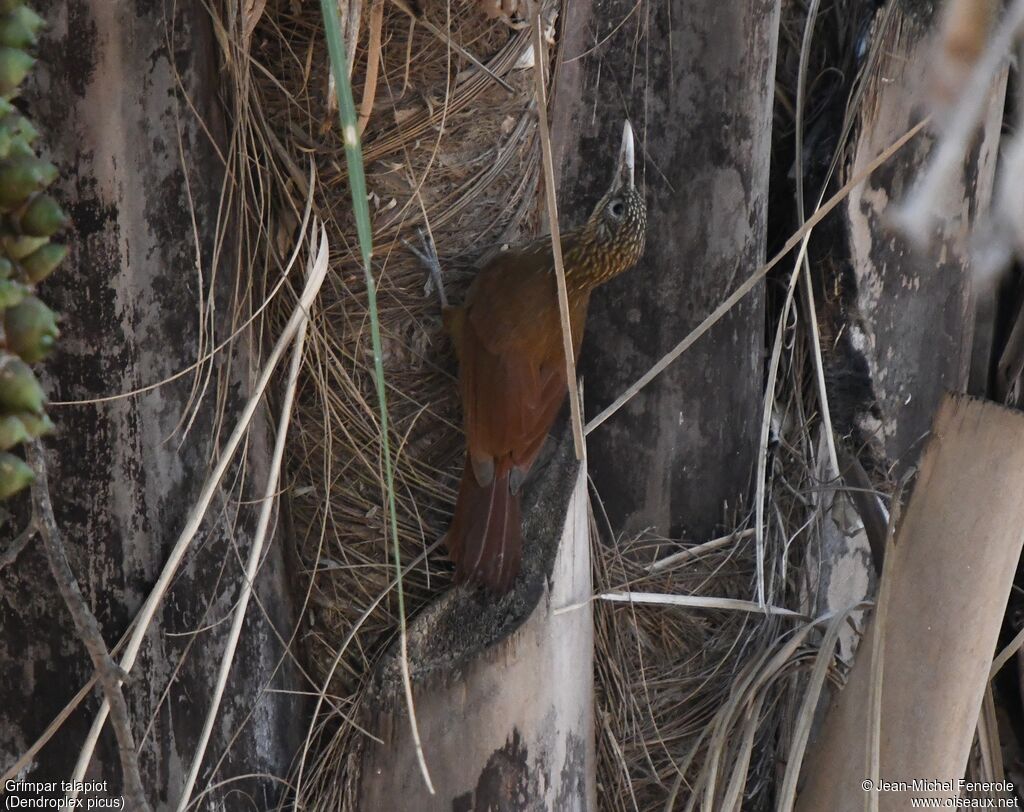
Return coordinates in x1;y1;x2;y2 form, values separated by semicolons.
590;441;833;811
231;0;556;805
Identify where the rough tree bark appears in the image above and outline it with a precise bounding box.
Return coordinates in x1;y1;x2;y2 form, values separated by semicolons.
810;0;1005;632
840;2;1005;470
0;1;302;805
550;0;780;543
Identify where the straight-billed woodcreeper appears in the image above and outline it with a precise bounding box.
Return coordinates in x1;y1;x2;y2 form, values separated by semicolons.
428;122;646;592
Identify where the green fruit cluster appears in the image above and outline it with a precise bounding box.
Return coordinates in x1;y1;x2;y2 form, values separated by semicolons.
0;2;64;499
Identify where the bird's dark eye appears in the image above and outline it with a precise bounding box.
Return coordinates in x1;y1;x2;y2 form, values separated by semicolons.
609;199;625;219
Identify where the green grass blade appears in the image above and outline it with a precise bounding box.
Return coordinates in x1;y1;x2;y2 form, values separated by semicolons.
319;0;435;793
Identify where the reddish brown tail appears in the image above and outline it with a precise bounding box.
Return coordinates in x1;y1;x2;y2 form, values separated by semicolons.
445;457;522;593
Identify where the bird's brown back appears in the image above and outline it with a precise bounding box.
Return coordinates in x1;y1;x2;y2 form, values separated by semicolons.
443;121;647;591
450;233;591;475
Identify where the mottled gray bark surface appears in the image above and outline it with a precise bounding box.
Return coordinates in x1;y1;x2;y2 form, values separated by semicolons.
549;0;780;543
801;0;1004;742
0;2;303;807
842;3;1005;471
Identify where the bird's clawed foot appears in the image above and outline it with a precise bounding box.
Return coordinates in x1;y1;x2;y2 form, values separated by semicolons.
405;227;449;309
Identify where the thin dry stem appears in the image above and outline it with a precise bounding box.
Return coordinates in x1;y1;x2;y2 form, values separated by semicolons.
531;0;585;460
176;228;327;811
0;519;36;571
26;441;151;812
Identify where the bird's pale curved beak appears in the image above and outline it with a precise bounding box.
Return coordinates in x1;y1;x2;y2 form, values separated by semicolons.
612;121;635;193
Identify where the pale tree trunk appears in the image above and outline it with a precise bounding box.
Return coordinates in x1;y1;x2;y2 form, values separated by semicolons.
810;0;1005;632
355;435;592;809
0;1;303;805
840;4;1004;470
797;395;1024;812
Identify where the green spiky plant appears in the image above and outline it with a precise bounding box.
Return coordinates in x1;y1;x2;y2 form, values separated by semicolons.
0;1;66;499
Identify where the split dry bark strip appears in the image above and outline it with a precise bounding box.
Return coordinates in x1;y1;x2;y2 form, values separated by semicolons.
795;394;1024;811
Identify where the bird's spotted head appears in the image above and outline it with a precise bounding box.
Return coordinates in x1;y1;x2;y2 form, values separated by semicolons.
580;121;647;284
